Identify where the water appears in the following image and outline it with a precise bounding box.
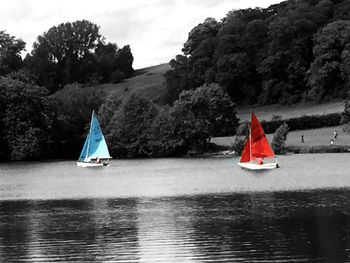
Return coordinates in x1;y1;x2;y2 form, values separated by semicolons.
1;154;350;262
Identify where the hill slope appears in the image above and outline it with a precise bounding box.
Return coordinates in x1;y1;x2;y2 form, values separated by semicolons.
99;63;171;103
98;63;344;122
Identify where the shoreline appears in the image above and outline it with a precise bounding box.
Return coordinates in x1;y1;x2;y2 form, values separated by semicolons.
192;144;350;158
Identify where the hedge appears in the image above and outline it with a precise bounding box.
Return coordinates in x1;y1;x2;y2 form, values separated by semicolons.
260;113;342;134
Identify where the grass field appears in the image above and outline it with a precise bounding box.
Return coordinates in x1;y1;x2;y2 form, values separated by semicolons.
99;63;171;103
212;125;350;149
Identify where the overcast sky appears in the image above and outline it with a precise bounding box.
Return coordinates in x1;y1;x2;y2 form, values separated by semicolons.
1;0;281;69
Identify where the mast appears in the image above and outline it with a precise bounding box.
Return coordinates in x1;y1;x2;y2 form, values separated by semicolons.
85;111;94;162
249;113;252;163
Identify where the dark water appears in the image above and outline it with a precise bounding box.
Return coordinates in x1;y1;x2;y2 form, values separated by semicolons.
1;192;350;262
1;155;350;262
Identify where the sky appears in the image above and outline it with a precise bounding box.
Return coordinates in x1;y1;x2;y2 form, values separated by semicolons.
1;0;281;69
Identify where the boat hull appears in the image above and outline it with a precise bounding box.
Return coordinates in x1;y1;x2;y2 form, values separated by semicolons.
77;161;105;168
238;162;278;170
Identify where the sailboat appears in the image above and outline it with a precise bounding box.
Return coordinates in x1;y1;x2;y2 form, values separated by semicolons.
77;111;112;168
238;113;278;170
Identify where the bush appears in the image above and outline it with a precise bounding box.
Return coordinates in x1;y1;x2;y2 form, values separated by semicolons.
236;122;249;136
271;123;289;154
231;136;247;155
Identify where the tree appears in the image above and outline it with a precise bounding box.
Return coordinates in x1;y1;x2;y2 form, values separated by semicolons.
164;55;191;105
94;42;119;83
0;31;25;76
0;73;53;160
182;18;220;56
341;88;350;133
115;45;134;75
106;92;159;158
306;20;350;101
271;123;289;154
171;83;239;152
146;106;182;156
98;94;122;131
25;20;103;92
50;83;105;158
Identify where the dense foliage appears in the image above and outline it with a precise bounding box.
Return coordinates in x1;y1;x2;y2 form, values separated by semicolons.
0;31;25;76
261;112;342;133
24;20;134;93
100;83;239;158
341;89;350;132
271;123;289;154
0;21;242;161
165;0;350;105
0;73;53;160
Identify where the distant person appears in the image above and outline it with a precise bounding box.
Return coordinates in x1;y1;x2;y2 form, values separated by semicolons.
301;135;304;143
334;130;338;139
258;158;264;165
330;139;334;145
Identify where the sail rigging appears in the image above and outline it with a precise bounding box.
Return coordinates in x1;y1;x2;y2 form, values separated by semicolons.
238;113;277;170
78;111;111;163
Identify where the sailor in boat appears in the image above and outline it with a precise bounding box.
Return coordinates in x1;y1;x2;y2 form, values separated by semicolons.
257;157;264;165
96;158;101;164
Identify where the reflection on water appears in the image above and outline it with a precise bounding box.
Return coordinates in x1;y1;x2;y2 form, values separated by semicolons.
1;190;350;262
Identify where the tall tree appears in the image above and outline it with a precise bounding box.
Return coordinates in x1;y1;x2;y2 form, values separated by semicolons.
25;20;103;92
0;73;53;160
271;123;289;154
50;83;105;158
115;45;134;75
106;92;159;158
164;55;191;104
171;83;239;152
0;31;25;76
306;20;350;101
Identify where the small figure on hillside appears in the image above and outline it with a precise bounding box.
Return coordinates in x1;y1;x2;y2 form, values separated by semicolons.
300;135;304;143
330;139;334;145
334;130;338;139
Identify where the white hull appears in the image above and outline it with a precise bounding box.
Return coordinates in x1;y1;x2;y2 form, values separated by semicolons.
238;162;278;170
77;161;105;168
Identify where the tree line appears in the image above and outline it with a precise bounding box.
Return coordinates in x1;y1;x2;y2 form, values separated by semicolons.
0;72;239;160
0;19;240;161
1;20;134;94
164;0;350;105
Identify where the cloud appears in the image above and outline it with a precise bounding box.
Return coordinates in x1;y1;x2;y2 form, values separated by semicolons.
0;0;281;69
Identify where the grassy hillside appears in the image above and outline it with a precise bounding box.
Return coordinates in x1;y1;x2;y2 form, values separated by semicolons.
98;62;344;121
98;63;171;103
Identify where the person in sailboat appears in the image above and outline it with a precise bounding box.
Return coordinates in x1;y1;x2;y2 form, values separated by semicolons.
96;157;101;164
257;157;264;165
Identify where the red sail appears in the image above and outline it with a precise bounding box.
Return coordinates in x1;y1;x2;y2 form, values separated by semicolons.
240;113;275;163
240;137;251;163
251;112;275;159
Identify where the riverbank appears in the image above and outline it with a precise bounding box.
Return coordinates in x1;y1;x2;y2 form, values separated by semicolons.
211;125;350;155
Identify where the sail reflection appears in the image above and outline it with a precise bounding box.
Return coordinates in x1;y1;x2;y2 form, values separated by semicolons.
135;198;199;262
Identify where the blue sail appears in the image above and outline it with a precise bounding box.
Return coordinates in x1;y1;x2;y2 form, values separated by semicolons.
78;133;90;161
78;111;111;162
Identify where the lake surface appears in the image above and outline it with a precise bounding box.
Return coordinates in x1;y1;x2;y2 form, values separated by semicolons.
1;154;350;262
